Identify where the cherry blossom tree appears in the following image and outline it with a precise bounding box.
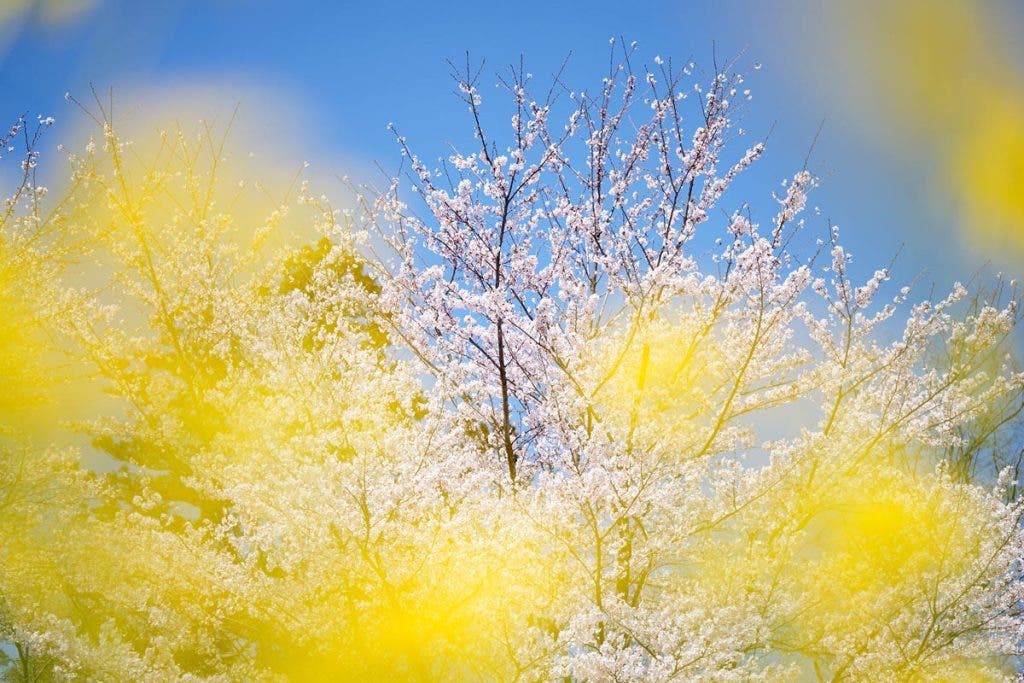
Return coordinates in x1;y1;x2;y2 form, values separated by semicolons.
1;44;1023;681
367;41;1024;679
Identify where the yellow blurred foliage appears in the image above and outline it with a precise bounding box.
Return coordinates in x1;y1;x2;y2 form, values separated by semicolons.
831;0;1024;256
952;90;1024;245
589;311;725;454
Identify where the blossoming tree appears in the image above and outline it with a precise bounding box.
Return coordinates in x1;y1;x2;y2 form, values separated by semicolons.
2;45;1024;681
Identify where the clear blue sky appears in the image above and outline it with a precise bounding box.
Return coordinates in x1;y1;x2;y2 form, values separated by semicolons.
2;0;1023;287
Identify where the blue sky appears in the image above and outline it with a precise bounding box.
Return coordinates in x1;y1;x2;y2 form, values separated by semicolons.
2;0;1023;288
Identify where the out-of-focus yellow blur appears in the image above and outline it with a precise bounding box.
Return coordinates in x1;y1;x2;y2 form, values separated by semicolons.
830;0;1024;256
